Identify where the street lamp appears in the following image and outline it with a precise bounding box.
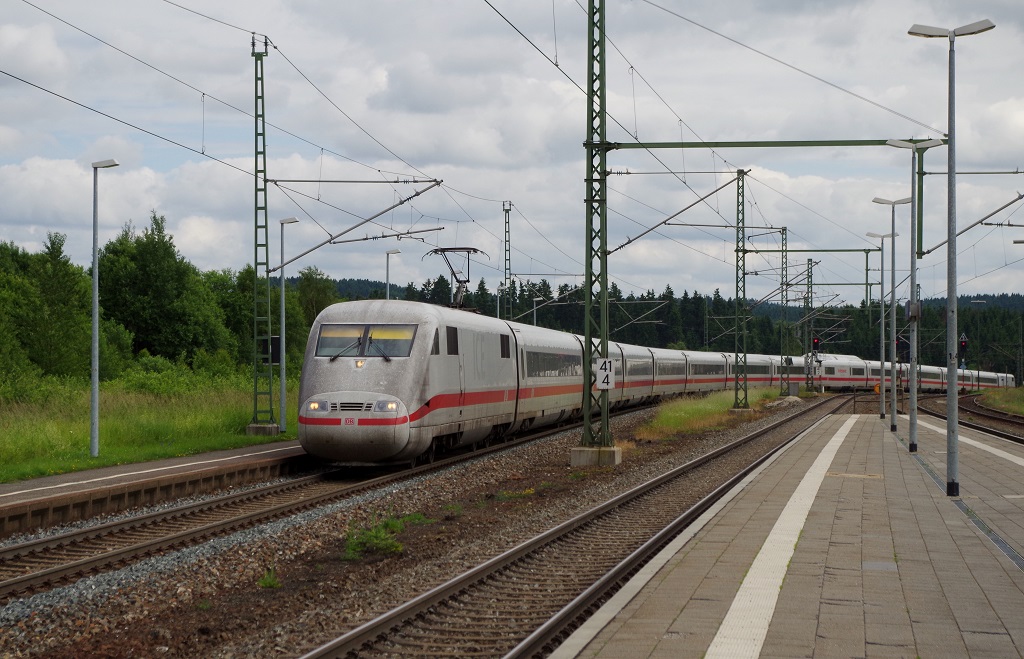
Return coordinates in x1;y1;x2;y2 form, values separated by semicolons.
385;249;401;300
909;18;995;497
867;230;897;421
886;138;944;452
90;159;119;459
533;297;544;326
873;197;911;432
279;217;299;433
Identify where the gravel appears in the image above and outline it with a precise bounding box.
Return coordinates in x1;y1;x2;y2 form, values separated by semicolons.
0;398;809;658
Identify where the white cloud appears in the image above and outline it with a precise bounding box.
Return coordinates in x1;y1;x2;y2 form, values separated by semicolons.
0;0;1020;307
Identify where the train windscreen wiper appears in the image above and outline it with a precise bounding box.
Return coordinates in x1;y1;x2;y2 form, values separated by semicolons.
367;333;392;362
329;337;361;362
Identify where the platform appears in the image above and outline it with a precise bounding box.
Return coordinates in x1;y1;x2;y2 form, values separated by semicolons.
554;413;1024;658
0;440;308;537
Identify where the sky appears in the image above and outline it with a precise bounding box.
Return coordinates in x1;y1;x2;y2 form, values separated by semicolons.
2;0;1023;316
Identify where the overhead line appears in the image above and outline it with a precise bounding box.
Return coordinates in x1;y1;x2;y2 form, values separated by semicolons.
0;67;252;179
638;0;944;135
21;0;421;180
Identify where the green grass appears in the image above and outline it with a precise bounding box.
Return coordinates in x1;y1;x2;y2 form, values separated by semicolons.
342;513;433;561
980;387;1024;415
0;372;299;484
257;567;282;589
636;388;781;441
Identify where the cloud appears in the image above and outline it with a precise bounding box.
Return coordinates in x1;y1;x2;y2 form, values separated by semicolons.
0;0;1020;305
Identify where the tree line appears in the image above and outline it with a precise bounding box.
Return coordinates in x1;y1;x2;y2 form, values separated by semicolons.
2;211;1019;402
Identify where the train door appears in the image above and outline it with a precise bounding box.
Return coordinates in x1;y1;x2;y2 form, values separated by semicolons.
444;325;465;414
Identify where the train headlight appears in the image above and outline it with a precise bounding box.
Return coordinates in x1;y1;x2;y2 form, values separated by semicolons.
306;400;326;412
373;400;399;413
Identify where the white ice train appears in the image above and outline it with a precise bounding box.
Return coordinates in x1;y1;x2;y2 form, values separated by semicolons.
297;300;1014;465
813;353;1014;392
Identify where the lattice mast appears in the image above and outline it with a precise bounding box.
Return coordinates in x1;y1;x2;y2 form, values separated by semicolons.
503;201;512;320
804;259;814;388
251;37;275;427
733;170;749;409
582;0;612;448
779;227;791;394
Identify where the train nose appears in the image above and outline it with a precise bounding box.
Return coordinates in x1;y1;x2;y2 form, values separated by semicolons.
298;392;410;463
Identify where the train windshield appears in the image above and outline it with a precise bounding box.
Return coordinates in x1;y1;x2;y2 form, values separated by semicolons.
316;324;418;359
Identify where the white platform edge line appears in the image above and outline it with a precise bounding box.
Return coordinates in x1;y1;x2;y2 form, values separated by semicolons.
916;418;1024;468
549;413;839;659
705;414;858;659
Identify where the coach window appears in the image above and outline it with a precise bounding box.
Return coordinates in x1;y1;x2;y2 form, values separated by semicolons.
627;359;653;377
431;329;440;355
852;367;865;376
446;326;459;356
824;367;835;375
500;334;511;359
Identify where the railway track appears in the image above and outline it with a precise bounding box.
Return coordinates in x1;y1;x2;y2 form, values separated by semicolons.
299;394;848;658
0;407;651;605
918;394;1024;443
0;471;369;603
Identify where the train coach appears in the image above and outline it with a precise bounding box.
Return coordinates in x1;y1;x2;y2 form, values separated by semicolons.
811;353;1014;393
297;300;1013;465
297;300;776;464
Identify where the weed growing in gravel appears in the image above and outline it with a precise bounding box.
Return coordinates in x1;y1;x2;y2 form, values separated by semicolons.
443;503;463;519
342;513;433;560
195;599;212;611
635;388;780;441
495;487;536;501
258;567;282;588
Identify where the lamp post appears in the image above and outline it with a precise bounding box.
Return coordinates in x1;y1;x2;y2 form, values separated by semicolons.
279;217;299;433
886;138;944;452
385;249;401;300
90;159;119;459
909;18;995;497
533;297;544;325
867;231;896;420
873;197;911;432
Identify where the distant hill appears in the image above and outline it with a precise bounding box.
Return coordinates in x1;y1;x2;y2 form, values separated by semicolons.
753;293;1024;320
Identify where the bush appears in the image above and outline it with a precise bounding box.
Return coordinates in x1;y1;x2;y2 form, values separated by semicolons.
119;353;196;396
192;348;238;379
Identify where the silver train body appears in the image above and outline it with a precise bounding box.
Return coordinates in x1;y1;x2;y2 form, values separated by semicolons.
812;353;1015;393
297;301;1014;464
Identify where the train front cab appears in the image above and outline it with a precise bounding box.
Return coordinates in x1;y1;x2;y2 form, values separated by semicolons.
298;309;424;464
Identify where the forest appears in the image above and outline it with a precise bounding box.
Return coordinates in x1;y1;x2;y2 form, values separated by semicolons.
1;211;1020;404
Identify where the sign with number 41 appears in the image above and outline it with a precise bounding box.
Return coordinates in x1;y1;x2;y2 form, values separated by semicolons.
595;358;615;390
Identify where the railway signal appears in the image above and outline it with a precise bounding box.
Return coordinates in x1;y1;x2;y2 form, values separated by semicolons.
812;336;821;352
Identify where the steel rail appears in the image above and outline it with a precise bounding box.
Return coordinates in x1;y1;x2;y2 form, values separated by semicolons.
300;395;846;658
0;407;648;603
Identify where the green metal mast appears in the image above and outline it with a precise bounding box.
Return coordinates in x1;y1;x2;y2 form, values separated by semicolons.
503;201;512;320
779;227;790;395
250;37;275;429
733;170;748;409
804;258;814;389
581;0;612;450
